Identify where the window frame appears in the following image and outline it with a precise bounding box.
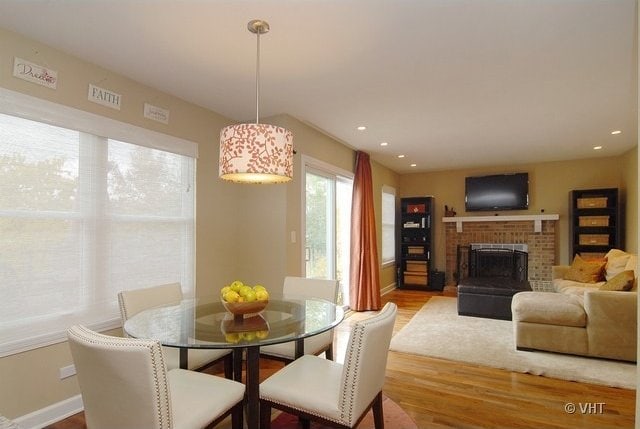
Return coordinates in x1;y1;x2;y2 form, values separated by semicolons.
0;88;197;357
381;185;396;267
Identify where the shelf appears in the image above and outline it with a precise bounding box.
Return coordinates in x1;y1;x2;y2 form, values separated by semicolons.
442;214;559;233
569;188;620;259
399;197;434;290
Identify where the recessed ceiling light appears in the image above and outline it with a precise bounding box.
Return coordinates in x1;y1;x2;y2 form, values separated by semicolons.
380;142;388;146
593;146;603;150
410;163;417;167
357;126;367;131
611;130;622;135
398;154;405;158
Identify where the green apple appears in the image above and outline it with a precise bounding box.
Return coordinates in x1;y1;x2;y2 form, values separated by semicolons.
225;333;240;343
239;285;253;297
255;290;269;302
242;331;256;341
230;280;244;292
243;290;257;302
223;290;240;303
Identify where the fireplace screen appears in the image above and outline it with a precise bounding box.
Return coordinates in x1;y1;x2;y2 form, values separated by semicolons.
457;245;528;283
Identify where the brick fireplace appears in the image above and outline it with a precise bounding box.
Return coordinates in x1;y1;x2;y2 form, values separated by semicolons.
443;215;558;285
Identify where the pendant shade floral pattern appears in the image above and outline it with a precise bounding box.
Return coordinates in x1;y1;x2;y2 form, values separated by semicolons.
219;123;293;184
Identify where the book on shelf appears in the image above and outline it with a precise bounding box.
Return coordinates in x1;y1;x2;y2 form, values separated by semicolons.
403;221;420;228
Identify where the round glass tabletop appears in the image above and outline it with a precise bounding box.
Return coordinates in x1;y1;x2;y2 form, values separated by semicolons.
123;294;344;349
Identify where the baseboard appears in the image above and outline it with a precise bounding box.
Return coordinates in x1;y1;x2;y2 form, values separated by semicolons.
14;395;83;429
381;282;397;296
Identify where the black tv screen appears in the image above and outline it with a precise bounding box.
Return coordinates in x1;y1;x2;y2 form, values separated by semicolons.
465;173;529;211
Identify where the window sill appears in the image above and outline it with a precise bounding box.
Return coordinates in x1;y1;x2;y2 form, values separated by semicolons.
381;260;396;269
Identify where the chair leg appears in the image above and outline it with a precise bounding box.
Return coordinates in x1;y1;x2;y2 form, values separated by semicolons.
325;344;334;361
372;392;384;429
260;400;271;429
223;353;233;379
231;402;244;429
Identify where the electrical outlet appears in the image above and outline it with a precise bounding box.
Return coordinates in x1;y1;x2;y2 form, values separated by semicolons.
59;364;76;380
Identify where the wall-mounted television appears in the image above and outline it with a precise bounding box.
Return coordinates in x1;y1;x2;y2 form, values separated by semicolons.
465;173;529;212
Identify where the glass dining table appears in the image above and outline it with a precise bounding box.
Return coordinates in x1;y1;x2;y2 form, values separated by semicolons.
123;294;344;429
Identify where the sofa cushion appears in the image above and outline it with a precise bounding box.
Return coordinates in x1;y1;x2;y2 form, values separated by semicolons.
564;255;606;283
599;270;635;291
512;292;586;327
553;279;603;296
604;249;632;280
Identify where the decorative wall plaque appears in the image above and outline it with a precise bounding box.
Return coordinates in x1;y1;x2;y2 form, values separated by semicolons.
13;57;58;89
88;84;121;110
144;103;169;124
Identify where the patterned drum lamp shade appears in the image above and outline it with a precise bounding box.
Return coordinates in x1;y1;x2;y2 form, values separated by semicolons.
219;123;293;184
218;19;294;185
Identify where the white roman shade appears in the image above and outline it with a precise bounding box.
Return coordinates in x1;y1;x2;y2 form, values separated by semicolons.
0;89;197;356
381;186;396;265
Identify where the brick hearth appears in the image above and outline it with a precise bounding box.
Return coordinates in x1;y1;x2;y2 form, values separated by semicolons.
444;219;556;285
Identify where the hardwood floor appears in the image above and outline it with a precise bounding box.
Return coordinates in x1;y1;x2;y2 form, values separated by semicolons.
47;289;635;429
378;290;635;429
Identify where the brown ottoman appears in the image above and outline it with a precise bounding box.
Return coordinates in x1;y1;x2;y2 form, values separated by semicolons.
457;277;531;320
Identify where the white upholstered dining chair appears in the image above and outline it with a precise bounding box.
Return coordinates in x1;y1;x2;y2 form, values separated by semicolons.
259;276;339;362
118;283;233;377
259;302;398;429
67;325;245;429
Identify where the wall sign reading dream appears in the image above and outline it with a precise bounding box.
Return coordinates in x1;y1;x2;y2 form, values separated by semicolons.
13;57;58;89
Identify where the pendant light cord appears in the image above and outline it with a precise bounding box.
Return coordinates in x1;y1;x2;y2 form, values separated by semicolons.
255;29;261;124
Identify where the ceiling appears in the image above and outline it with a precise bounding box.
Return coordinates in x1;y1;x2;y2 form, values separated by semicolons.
0;0;636;174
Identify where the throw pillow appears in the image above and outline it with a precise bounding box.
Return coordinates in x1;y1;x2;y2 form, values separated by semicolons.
624;254;637;274
599;270;635;291
604;249;631;280
624;255;638;291
564;254;607;283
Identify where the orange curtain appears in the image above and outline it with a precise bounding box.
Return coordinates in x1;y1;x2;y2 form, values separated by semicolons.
349;151;381;311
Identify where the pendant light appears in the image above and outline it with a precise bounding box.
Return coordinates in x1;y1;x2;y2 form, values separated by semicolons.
219;19;294;184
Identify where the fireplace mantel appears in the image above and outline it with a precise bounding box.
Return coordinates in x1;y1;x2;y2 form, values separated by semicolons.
442;214;559;233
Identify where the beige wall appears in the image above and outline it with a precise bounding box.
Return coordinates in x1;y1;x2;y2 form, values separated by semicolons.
622;147;638;253
400;155;637;274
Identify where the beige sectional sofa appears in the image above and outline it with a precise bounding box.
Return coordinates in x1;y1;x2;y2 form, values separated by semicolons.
512;249;637;362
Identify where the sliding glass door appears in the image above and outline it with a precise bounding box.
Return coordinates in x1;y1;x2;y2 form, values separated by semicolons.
304;163;353;306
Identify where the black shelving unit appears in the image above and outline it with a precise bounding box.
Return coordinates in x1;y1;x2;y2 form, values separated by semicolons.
398;196;434;289
569;188;621;259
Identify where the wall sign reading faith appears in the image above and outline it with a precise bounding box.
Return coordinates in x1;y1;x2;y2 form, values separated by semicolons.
13;57;58;89
88;84;121;110
144;103;170;124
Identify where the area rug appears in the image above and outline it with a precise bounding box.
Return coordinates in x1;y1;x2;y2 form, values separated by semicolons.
215;394;416;429
270;394;416;429
389;296;636;389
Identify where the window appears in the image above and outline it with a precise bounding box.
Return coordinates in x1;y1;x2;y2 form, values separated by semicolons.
381;186;396;265
0;89;196;356
303;157;353;306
